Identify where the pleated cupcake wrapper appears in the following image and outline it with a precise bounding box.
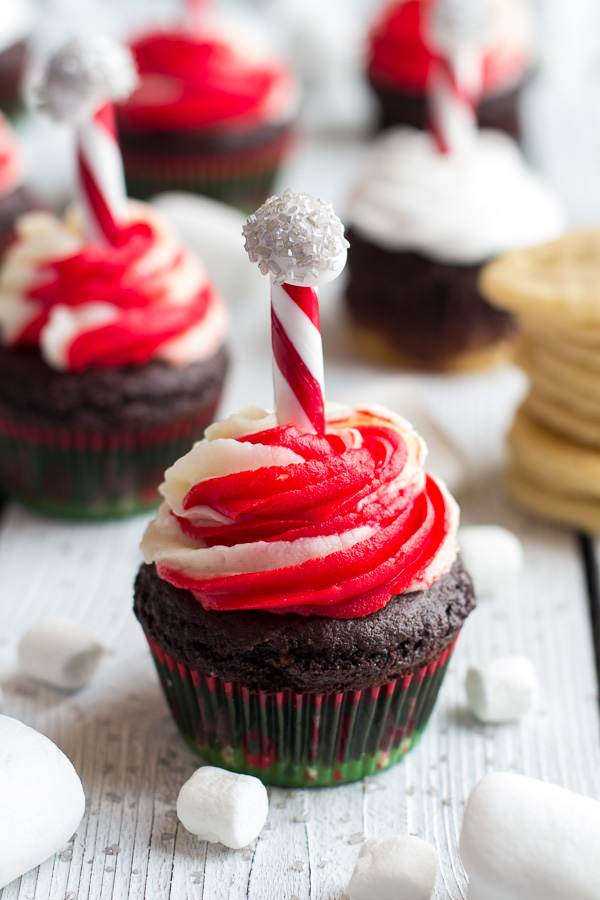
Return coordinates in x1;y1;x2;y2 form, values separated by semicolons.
0;412;211;518
121;130;295;211
146;634;457;787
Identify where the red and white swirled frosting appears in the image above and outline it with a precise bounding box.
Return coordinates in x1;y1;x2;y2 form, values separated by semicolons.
142;404;459;619
0;200;228;371
118;27;298;134
368;0;532;96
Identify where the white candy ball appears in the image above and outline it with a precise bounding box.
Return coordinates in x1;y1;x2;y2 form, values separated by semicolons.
348;835;438;900
460;772;600;900
18;616;105;690
0;715;85;889
466;656;538;723
243;188;348;286
177;766;269;849
458;525;524;597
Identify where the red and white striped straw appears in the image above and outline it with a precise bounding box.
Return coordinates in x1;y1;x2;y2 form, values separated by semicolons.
40;36;138;247
426;0;495;154
76;102;127;247
271;280;325;434
243;190;348;435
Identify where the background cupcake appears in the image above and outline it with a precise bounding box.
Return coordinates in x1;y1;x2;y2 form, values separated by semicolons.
0;112;40;251
345;0;563;371
116;13;299;211
366;0;533;142
0;0;33;114
134;190;475;787
0;37;229;518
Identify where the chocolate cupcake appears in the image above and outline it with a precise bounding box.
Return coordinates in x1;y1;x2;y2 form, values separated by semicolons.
116;23;299;211
134;191;475;786
366;0;533;142
345;128;564;370
0;202;230;517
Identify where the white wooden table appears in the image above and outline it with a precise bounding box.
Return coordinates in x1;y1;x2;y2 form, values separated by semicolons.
3;74;600;899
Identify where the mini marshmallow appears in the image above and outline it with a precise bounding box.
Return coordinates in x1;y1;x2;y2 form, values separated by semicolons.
466;656;538;723
348;835;438;900
460;772;600;900
18;616;105;690
0;715;85;889
458;525;524;596
177;766;269;849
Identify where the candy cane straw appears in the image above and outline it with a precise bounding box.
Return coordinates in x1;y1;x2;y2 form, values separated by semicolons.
38;36;138;247
425;0;496;154
243;189;349;435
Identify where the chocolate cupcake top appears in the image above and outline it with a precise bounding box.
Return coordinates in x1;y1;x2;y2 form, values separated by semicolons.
141;403;460;620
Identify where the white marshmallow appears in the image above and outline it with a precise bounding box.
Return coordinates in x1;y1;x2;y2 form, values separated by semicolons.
0;715;85;889
348;835;438;900
18;616;105;690
460;772;600;900
458;525;524;596
177;766;269;849
466;656;538;723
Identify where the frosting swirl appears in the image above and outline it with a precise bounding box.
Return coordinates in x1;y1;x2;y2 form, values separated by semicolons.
0;200;228;371
118;28;298;134
347;128;565;265
368;0;532;96
141;404;459;619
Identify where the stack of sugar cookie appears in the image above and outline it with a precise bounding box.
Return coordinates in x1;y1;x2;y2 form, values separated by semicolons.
480;229;600;533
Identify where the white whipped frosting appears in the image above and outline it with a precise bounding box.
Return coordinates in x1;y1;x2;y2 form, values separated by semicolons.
347;128;565;265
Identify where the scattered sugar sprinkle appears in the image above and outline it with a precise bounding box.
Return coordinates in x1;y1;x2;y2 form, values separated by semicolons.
340;814;350;823
317;859;328;868
442;798;452;807
105;792;122;802
132;868;139;875
293;812;310;823
427;786;438;796
105;866;114;873
241;851;253;861
348;833;366;845
263;822;273;831
290;860;305;872
104;844;121;855
59;850;73;862
161;833;176;841
406;785;415;796
64;893;76;900
242;189;349;285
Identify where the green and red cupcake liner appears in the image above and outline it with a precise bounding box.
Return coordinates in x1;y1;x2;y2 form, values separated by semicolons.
145;634;457;787
119;130;296;212
0;410;212;518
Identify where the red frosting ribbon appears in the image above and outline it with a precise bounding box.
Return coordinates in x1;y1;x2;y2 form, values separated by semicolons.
156;410;456;618
118;30;292;132
12;219;216;371
368;0;529;96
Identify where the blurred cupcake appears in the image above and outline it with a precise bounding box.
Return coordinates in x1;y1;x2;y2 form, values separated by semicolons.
345;128;564;370
116;17;299;211
346;0;563;371
134;190;475;787
0;112;37;250
0;37;229;518
0;0;33;114
366;0;533;142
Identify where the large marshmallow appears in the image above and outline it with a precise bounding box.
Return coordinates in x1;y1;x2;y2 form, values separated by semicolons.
466;656;538;723
18;616;105;690
177;766;269;849
0;715;86;889
348;835;438;900
458;525;524;596
460;772;600;900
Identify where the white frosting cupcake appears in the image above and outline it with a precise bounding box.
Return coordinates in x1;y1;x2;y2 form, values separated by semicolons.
347;128;565;265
